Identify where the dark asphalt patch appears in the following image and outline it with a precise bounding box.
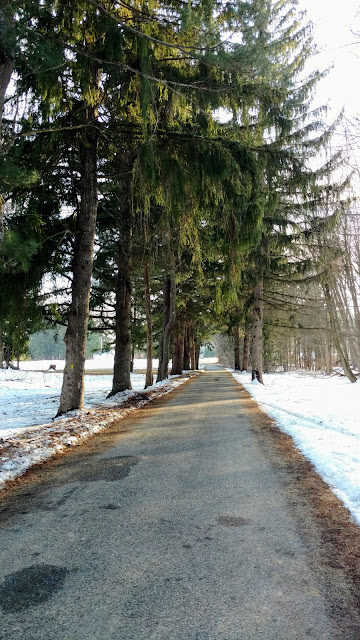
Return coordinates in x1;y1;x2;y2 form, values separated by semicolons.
99;503;121;510
68;455;139;483
0;564;68;613
217;515;250;527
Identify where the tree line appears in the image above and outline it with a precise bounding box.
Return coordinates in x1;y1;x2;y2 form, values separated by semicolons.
0;0;357;415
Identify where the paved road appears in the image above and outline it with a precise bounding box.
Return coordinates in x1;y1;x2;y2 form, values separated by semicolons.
0;368;358;639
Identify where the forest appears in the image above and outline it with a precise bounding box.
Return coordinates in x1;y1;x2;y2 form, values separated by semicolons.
0;0;359;416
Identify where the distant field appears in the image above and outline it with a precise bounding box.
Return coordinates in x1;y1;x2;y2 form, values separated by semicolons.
18;357;218;374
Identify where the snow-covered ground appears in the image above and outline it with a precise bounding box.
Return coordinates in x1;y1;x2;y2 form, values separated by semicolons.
0;366;148;438
0;357;202;488
231;370;360;526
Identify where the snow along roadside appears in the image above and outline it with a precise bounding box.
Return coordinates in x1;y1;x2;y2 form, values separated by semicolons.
230;369;360;526
0;373;197;490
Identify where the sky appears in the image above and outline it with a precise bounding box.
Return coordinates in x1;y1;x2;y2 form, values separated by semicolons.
298;0;360;117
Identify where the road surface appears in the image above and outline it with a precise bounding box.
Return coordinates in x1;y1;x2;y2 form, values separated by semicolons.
0;367;359;639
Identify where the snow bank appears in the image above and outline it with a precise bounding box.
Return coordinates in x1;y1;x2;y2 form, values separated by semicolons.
0;368;195;488
231;370;360;525
0;368;147;438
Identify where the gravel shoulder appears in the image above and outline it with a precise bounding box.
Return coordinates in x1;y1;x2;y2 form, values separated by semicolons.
1;368;360;639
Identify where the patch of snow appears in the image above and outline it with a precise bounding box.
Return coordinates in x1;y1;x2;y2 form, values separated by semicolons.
0;369;148;438
0;362;196;488
230;370;360;526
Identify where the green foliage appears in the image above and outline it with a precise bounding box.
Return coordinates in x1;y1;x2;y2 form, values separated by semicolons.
0;229;38;274
0;0;347;373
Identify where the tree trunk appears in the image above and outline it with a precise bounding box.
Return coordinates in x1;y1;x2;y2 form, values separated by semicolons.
130;305;136;374
303;343;311;370
242;328;250;371
5;343;11;368
0;48;14;249
183;320;191;370
156;275;171;382
0;53;14;139
171;314;185;375
157;271;176;382
188;320;196;370
322;324;332;375
195;343;200;370
234;325;241;370
58;105;99;415
109;185;133;396
282;342;289;372
251;278;264;384
323;283;357;383
314;348;322;372
130;343;135;373
0;328;3;368
144;257;153;389
333;279;360;372
0;5;15;260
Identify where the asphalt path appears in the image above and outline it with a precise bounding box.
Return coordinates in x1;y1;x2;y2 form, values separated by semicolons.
0;367;358;639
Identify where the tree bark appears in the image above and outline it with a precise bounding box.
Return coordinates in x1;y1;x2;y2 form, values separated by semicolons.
130;306;136;374
144;256;153;389
183;319;191;370
195;343;200;370
333;279;360;372
58;104;99;414
0;41;14;250
157;271;176;382
282;342;289;372
189;321;196;370
323;283;357;383
242;328;250;371
5;343;10;368
234;325;241;370
303;343;311;370
130;343;135;373
156;275;171;382
251;278;264;384
109;184;133;396
171;314;185;375
322;318;332;375
0;327;3;368
0;58;13;134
